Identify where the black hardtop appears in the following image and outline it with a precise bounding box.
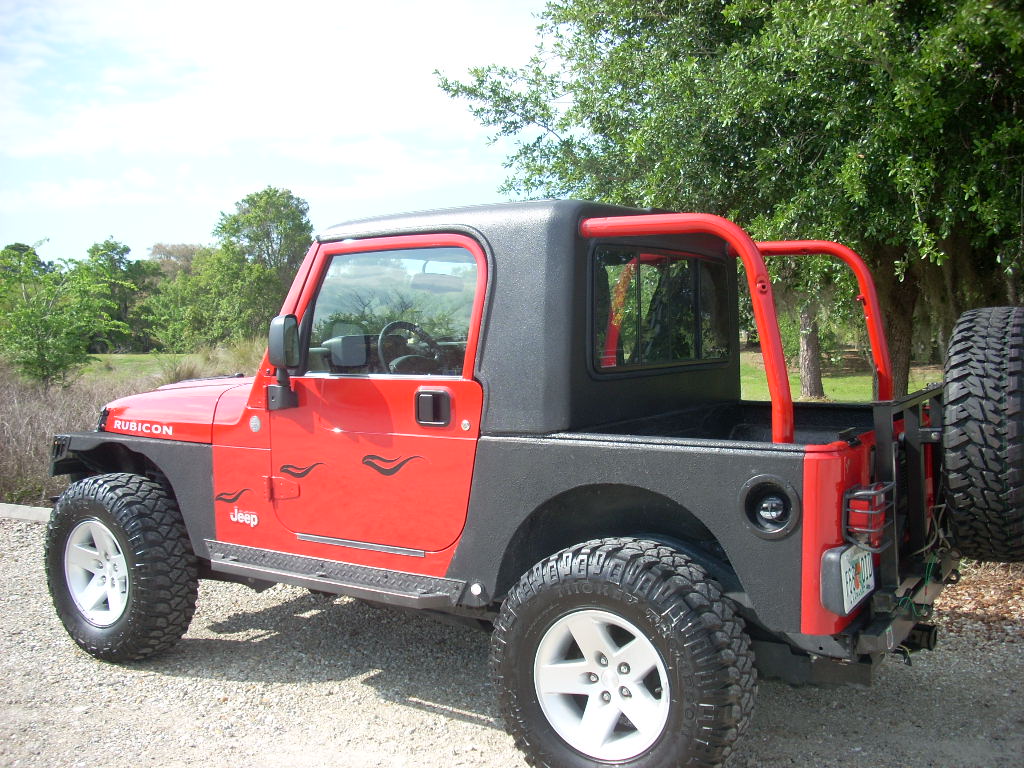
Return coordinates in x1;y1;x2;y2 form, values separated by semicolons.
321;200;740;435
318;199;644;242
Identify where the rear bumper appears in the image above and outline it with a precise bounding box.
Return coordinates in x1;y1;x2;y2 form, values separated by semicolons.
854;547;959;654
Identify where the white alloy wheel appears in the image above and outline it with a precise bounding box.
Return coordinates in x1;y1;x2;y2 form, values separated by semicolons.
63;519;129;626
46;474;198;661
533;608;671;761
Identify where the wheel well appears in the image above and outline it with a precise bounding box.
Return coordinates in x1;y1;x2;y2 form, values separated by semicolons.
494;483;737;601
67;443;173;499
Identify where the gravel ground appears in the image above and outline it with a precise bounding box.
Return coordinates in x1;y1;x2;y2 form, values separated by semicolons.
1;517;1021;768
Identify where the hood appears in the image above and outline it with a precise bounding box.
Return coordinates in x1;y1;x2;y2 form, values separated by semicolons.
102;376;254;444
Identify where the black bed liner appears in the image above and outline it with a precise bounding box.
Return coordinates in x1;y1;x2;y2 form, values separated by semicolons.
582;400;875;445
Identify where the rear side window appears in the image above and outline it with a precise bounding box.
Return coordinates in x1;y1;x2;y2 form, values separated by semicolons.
593;246;730;371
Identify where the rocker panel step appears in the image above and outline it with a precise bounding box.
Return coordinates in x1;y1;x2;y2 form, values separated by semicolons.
206;540;467;609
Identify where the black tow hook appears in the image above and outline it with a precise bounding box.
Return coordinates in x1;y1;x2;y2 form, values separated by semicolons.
903;623;939;652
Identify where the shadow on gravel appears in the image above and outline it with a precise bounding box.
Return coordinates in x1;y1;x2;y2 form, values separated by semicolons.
123;583;1023;765
139;588;503;731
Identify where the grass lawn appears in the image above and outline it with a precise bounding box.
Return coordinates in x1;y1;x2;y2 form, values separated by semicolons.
83;351;943;403
82;353;182;383
740;351;943;402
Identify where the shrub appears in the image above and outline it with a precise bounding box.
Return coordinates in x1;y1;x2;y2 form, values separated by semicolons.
0;365;147;504
152;337;265;387
3;339;263;504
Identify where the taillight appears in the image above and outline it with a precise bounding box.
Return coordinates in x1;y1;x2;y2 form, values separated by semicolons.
842;482;894;553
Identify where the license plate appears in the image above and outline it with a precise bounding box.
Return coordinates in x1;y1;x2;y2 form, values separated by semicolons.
839;545;875;614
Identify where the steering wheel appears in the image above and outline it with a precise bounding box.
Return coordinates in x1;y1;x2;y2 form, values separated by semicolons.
377;321;444;373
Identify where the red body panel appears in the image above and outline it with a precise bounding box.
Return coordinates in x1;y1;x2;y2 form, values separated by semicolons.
211;386;272;550
105;378;252;444
269;376;483;553
208;382;469;575
799;435;876;635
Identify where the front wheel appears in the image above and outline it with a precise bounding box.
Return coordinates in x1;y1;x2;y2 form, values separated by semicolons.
492;538;756;768
45;473;199;661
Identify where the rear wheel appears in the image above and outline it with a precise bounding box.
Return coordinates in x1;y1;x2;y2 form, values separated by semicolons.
45;473;199;661
492;538;756;768
944;306;1024;562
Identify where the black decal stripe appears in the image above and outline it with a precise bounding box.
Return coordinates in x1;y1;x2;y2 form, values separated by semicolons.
279;462;325;478
215;489;250;504
362;455;423;476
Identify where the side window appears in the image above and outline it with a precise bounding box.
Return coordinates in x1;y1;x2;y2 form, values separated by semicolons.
699;260;730;360
594;246;730;371
306;246;478;376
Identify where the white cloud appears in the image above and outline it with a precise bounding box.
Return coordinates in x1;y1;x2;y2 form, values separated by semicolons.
0;0;546;258
1;0;542;159
0;167;163;211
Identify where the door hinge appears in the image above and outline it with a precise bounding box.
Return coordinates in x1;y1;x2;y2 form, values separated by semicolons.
263;476;301;501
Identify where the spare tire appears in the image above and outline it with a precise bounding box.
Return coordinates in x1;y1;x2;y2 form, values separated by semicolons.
943;306;1024;562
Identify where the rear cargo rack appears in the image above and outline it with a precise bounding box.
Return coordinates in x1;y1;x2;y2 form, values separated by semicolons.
871;383;945;590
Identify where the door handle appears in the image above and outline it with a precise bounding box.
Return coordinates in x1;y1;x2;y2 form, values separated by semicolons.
416;390;451;427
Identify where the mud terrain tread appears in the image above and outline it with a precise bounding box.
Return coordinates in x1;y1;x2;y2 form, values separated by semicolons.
45;473;199;661
944;307;1024;562
492;537;756;768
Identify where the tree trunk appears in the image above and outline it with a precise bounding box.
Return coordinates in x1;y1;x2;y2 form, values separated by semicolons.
798;303;825;399
872;249;919;398
886;301;915;397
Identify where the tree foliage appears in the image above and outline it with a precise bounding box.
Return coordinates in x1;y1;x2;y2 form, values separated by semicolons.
147;187;313;350
83;238;161;352
0;243;126;387
145;247;281;352
440;0;1024;394
149;243;201;280
0;188;316;379
214;186;313;290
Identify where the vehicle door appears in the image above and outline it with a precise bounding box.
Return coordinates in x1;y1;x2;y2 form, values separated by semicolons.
268;234;486;555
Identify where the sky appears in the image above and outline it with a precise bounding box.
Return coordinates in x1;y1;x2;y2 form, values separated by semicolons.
0;0;548;262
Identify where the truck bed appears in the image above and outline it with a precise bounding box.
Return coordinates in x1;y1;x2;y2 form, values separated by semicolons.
581;400;875;445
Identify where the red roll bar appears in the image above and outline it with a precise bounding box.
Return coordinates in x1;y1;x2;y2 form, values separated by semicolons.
579;215;895;444
755;241;893;401
580;213;795;443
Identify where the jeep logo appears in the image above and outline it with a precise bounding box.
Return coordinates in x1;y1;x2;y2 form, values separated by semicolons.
229;507;259;527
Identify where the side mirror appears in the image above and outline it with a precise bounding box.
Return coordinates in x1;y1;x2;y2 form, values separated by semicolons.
267;314;300;411
268;314;300;369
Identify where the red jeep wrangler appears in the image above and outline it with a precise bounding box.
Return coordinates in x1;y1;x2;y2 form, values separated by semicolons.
47;201;1023;768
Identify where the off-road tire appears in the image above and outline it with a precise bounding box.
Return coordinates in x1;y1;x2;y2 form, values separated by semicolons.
944;306;1024;562
45;473;199;661
492;537;756;768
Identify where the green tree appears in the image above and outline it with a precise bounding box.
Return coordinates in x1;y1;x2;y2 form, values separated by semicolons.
82;238;162;351
213;186;313;292
0;243;126;387
149;243;200;280
440;0;1024;395
145;247;280;351
146;189;314;352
